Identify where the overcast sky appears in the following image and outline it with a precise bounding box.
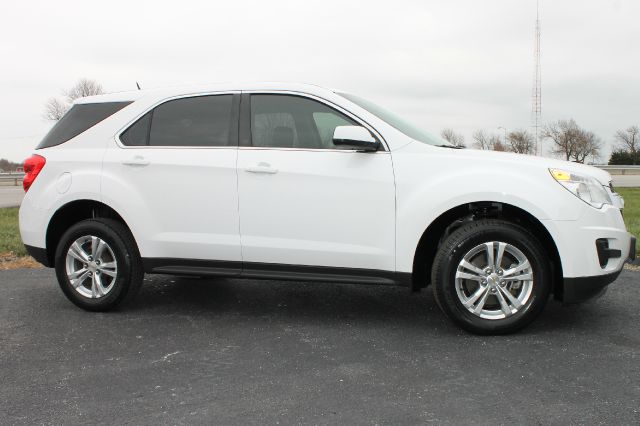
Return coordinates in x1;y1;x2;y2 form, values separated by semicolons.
1;0;638;162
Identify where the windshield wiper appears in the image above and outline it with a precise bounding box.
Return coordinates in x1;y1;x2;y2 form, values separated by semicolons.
436;144;464;149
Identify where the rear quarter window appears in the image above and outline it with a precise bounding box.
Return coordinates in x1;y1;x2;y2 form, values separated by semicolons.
37;102;131;149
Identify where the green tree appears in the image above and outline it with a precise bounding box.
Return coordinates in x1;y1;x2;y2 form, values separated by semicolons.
609;150;640;165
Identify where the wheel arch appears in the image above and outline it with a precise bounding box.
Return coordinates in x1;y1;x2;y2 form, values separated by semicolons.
45;199;134;267
411;201;563;299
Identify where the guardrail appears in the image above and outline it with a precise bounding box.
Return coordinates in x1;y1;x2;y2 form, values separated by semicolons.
595;165;640;175
0;173;25;186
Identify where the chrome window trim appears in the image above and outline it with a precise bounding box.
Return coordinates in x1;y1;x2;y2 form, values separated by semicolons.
113;89;390;152
237;146;390;154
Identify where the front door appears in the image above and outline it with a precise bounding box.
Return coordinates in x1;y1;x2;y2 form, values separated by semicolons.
236;93;395;273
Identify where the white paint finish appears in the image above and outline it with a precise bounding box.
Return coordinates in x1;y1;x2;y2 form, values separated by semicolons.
392;143;584;271
391;141;632;277
237;148;396;270
19;83;634;285
332;125;376;143
19;131;107;247
55;172;72;194
542;205;630;278
101;145;241;261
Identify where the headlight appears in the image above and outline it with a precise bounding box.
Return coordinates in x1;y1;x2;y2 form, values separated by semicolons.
549;169;612;209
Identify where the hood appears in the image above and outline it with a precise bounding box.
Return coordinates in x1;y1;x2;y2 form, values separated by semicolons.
420;145;612;186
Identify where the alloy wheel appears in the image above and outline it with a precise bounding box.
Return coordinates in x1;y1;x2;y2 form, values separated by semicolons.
65;235;118;299
454;241;534;320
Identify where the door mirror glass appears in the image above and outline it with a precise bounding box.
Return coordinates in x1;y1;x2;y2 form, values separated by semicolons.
332;126;380;152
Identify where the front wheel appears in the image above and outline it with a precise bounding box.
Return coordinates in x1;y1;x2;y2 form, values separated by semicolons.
432;219;551;334
54;218;143;311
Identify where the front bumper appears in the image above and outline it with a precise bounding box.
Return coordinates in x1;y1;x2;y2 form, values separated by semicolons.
545;204;631;278
562;270;622;304
561;235;636;304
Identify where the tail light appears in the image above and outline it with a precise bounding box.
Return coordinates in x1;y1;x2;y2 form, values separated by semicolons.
23;154;46;192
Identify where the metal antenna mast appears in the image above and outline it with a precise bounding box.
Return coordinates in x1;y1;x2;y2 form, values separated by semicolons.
532;1;542;155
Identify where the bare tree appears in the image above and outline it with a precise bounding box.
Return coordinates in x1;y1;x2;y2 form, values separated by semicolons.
472;130;490;150
507;129;535;154
542;119;601;163
441;128;465;147
614;125;639;165
571;130;602;164
65;78;103;102
43;78;103;121
541;119;582;161
493;139;508;152
472;130;504;151
43;97;69;121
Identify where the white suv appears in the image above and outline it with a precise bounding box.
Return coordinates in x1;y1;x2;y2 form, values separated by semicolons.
19;83;636;334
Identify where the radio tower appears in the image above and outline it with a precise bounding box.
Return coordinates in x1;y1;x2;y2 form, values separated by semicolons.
532;1;542;155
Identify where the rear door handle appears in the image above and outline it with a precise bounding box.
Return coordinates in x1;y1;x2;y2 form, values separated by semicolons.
122;156;150;167
245;162;278;174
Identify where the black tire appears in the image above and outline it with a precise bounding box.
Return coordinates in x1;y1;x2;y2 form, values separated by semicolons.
432;219;551;335
54;218;143;311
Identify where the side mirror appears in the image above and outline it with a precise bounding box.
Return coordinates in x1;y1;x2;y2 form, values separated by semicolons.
332;126;380;152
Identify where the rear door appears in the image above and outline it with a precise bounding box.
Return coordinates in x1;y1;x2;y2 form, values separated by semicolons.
101;93;242;268
236;93;396;274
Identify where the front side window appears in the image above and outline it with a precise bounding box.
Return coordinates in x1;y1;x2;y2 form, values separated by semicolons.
250;95;358;150
120;95;234;147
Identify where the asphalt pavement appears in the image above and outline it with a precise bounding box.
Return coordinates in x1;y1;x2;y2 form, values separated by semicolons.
612;174;640;188
1;268;639;424
0;186;24;208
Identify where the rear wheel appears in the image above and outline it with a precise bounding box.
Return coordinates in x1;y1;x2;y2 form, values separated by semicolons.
432;219;551;334
54;218;143;311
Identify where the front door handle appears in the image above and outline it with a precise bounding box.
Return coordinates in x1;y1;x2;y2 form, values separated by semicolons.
122;156;150;167
245;162;278;174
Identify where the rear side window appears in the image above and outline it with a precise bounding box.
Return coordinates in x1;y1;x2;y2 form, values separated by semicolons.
120;95;235;147
120;112;151;146
37;102;131;149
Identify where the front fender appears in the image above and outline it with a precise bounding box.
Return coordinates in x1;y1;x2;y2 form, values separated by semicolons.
392;149;586;273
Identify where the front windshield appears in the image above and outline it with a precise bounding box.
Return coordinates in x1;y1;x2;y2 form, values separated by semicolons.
338;92;453;147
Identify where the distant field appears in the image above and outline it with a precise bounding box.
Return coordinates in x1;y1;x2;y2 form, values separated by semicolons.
0;190;638;264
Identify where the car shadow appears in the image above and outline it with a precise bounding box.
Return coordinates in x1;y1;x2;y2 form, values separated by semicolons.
122;274;607;336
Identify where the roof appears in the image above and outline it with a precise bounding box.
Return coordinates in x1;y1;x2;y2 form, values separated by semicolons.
74;82;336;104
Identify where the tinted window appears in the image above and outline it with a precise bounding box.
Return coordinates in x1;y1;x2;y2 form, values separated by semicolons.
120;95;235;147
312;112;354;148
38;102;131;149
120;112;151;146
250;95;357;149
155;95;233;146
